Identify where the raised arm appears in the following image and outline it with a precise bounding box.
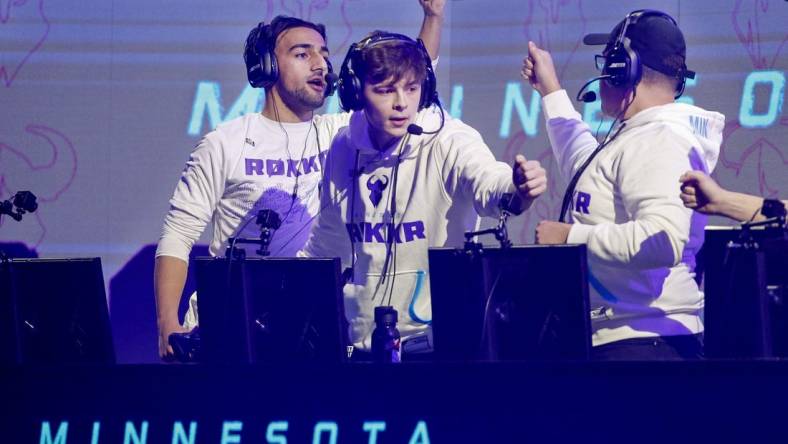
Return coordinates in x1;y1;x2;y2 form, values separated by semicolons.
522;41;599;181
417;0;446;60
437;123;546;217
521;41;561;98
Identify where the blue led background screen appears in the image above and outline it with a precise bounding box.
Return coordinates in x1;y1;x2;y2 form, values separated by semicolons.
1;0;786;360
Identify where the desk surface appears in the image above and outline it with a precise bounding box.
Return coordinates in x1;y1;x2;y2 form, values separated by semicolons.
4;361;788;443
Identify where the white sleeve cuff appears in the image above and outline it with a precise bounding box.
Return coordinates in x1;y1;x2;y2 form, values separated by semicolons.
567;223;593;245
155;237;192;264
542;89;582;121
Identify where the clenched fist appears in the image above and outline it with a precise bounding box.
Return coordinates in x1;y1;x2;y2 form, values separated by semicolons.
512;154;547;211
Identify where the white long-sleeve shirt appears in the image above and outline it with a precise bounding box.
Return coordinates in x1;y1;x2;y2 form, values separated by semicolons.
301;107;519;351
543;90;725;346
156;112;352;263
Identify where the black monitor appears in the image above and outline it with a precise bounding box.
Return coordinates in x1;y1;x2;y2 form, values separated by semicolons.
195;257;348;363
0;257;115;364
429;244;591;361
702;226;788;358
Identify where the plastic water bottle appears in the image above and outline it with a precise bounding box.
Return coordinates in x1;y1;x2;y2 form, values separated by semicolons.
371;306;401;363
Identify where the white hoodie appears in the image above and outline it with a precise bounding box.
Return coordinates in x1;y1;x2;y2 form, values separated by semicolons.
300;107;518;352
543;90;725;346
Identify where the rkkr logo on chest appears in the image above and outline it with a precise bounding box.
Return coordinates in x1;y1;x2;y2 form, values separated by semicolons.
346;221;426;244
245;152;326;177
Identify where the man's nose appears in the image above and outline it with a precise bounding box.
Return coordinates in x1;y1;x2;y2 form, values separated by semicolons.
312;55;328;74
393;90;407;110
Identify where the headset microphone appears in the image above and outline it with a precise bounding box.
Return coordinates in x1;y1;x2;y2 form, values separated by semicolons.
325;72;339;95
580;91;597;103
406;96;446;136
407;113;444;135
407;124;424;135
575;74;613;103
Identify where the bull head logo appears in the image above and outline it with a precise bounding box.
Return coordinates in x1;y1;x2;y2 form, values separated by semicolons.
366;174;389;207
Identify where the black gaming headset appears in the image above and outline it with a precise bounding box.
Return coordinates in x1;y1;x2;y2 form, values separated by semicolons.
337;32;438;112
601;9;693;98
243;18;335;96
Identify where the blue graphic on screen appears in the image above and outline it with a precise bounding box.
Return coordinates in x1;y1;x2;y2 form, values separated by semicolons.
739;70;785;128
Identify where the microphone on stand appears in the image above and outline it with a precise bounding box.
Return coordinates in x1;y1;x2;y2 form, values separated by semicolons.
256;209;282;257
0;191;38;222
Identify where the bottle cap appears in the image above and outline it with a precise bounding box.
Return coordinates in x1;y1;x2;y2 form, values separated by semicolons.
374;306;398;324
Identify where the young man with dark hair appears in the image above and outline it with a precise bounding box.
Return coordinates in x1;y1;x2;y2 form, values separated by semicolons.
522;10;725;359
154;1;446;360
300;32;547;359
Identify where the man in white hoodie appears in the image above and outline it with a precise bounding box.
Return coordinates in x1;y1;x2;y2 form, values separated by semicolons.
301;32;547;359
522;10;725;359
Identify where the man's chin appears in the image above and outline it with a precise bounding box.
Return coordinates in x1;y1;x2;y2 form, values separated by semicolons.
283;87;325;112
304;93;326;109
382;127;409;142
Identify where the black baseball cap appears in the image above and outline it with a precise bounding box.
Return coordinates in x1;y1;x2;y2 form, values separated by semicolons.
583;10;695;80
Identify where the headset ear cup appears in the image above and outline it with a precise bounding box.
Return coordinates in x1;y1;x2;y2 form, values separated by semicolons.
338;44;364;111
419;66;436;109
257;24;277;88
337;76;352;111
623;38;641;88
339;71;364;111
602;12;639;89
337;73;354;111
260;48;271;86
603;49;623;86
267;49;278;86
245;24;265;88
603;43;638;88
351;72;363;110
415;38;437;109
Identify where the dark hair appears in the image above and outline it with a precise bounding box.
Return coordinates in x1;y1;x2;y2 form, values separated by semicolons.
268;15;327;49
355;31;427;86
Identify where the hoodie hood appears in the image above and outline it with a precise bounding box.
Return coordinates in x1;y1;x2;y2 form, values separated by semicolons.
624;102;725;173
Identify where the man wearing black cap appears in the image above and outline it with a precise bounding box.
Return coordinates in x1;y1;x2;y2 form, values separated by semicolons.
522;10;726;360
